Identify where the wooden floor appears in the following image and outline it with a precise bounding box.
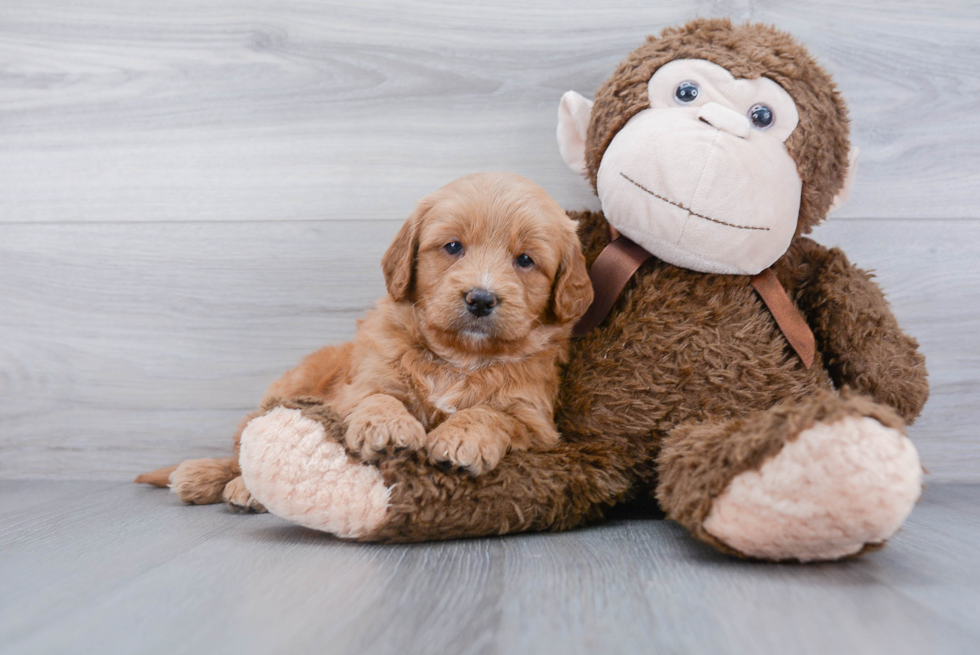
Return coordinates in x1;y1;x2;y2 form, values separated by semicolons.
1;480;977;655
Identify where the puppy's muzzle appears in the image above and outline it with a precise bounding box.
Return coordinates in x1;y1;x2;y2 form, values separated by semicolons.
464;288;498;318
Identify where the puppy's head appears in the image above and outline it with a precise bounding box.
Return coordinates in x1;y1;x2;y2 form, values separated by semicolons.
382;172;593;358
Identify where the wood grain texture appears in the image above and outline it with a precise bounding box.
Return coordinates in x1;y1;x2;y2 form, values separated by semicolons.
1;480;978;654
1;219;978;481
0;0;978;224
0;220;392;478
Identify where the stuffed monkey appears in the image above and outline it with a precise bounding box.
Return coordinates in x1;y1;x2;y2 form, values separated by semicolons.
150;19;930;562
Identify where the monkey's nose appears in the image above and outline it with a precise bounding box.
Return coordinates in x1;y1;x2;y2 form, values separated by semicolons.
698;102;750;139
464;288;498;317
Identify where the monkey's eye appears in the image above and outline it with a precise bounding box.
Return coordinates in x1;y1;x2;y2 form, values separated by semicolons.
748;103;775;129
515;253;535;269
443;241;464;256
674;80;700;104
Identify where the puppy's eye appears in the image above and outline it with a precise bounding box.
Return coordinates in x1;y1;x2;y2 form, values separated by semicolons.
443;241;464;256
515;253;535;269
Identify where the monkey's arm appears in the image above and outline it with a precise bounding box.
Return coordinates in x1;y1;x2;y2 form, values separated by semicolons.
797;243;928;423
239;397;650;542
373;431;647;542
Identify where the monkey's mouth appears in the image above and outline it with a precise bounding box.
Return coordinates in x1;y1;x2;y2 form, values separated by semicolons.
619;172;770;232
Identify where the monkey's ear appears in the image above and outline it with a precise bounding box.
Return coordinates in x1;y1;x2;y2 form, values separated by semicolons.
557;91;594;177
382;200;429;301
828;147;860;215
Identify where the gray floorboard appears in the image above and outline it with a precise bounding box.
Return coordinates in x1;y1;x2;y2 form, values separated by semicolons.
1;480;977;655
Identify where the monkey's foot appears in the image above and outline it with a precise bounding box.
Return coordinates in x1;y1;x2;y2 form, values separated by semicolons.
703;415;922;562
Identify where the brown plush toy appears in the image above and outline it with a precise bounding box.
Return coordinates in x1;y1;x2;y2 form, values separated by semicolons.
166;19;931;562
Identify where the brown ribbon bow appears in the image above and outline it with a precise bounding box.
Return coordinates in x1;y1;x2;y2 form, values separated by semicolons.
572;235;815;369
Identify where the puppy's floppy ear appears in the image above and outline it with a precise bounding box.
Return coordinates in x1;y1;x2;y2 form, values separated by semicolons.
382;200;429;301
552;225;594;323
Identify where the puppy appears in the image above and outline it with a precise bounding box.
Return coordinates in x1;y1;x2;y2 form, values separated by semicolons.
136;172;593;508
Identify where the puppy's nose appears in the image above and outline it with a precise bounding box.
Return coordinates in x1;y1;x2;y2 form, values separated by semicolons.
464;288;498;317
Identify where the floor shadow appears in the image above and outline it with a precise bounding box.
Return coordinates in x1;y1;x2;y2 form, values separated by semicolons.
245;522;354;546
605;494;667;520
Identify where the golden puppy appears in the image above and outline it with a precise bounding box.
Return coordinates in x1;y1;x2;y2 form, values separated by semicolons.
136;172;592;507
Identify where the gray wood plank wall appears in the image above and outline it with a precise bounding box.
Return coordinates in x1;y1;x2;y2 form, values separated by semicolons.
2;0;978;480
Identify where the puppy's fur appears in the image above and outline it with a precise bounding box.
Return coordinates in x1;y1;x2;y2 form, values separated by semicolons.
136;172;593;509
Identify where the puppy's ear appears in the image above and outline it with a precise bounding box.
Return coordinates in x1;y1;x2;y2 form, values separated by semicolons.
552;226;594;323
382;200;429;301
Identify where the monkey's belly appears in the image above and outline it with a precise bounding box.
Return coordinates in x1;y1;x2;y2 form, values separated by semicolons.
556;267;832;440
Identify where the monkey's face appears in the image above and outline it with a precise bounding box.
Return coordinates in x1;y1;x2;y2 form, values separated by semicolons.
558;21;855;275
595;60;803;275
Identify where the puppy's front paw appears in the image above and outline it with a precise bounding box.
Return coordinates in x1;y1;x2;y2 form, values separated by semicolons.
425;421;508;475
345;397;427;461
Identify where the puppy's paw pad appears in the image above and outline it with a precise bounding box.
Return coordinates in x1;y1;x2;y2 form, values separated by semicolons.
455;439;506;475
345;412;426;459
426;426;506;475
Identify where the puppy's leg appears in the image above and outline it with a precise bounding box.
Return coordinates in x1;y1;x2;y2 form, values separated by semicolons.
169;456;240;505
261;343;353;413
425;407;516;475
345;393;427;460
